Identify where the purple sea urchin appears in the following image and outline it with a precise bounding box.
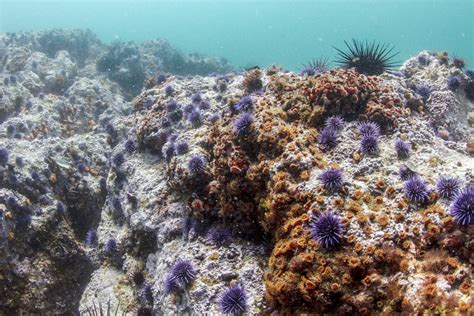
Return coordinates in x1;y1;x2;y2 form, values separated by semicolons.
56;201;66;214
208;112;220;123
436;177;461;200
399;164;416;181
452;57;466;69
357;121;380;138
447;75;462;91
105;238;117;253
6;196;17;209
450;187;473;225
15;156;24;168
188;110;202;127
164;259;196;294
155;73;167;84
162;142;175;162
124;139;136;153
0;146;9;165
166;100;179;112
188;155;206;174
360;135;379;155
139;284;154;305
235;96;253;112
309;211;343;248
207;226;232;247
404;176;429;204
300;57;330;76
199;101;211;111
175;141;189;155
415;83;431;104
164;274;180;295
324;115;344;131
319;168;344;191
85;228;98;246
165;85;174;96
333;39;399;75
112;152;125;167
318;127;338;151
395;138;410;159
184;103;195;114
191;92;202;104
234;112;254;136
219;286;248;315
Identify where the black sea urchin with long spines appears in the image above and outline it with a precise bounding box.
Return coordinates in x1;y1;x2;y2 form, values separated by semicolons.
333;39;399;75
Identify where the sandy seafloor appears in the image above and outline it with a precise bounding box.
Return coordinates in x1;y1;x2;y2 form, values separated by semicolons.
0;30;472;315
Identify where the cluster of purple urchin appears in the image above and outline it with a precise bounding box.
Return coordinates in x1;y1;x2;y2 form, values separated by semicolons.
233;95;255;137
164;258;248;314
318;115;344;151
401;171;472;225
357;121;380;155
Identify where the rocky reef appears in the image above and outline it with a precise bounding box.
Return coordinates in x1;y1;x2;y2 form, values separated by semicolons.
0;30;473;315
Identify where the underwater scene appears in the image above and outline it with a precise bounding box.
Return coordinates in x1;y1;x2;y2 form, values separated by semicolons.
0;0;473;315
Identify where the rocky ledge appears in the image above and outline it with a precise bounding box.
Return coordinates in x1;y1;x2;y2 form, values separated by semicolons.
0;30;473;315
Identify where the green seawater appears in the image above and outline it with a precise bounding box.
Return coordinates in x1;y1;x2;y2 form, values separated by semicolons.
1;0;472;70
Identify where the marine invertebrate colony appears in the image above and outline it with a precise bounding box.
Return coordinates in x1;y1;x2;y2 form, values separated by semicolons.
333;39;399;75
309;211;344;248
219;286;248;315
450;187;473;225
